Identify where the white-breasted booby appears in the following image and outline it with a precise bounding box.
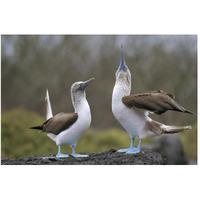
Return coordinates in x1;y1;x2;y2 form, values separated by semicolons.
30;78;94;158
112;47;194;154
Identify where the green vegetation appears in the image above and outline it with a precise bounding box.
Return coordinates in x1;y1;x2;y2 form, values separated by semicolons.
1;109;55;158
1;109;197;160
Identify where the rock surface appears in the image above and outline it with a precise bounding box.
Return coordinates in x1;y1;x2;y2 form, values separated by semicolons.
1;149;167;165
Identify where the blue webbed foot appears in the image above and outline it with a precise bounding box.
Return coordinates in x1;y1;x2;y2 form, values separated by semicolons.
126;139;142;154
71;144;89;158
117;138;142;154
71;153;89;158
125;147;141;154
56;145;69;158
117;148;129;153
56;152;69;158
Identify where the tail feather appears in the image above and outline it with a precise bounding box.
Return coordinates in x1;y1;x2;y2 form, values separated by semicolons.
29;125;42;130
45;89;53;120
161;124;192;134
184;110;196;115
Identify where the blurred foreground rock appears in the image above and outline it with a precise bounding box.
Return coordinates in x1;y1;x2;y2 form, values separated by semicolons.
144;135;188;165
1;149;167;165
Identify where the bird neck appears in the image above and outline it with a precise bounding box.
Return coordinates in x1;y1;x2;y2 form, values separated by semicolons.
112;82;131;108
114;70;131;98
72;92;90;114
113;80;131;98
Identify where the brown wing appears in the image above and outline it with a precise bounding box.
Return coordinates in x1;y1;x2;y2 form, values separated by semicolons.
41;112;78;135
122;90;194;115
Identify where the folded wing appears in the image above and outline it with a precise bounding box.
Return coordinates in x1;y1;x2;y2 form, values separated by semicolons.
122;90;194;115
42;112;78;135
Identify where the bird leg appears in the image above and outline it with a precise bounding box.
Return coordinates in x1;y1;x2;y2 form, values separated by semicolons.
117;137;135;153
56;145;69;158
71;144;89;157
126;139;143;154
117;138;143;154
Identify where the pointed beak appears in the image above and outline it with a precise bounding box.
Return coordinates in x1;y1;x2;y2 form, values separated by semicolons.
79;78;94;91
118;47;127;72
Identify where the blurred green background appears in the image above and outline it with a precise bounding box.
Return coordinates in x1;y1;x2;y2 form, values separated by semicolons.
1;35;197;161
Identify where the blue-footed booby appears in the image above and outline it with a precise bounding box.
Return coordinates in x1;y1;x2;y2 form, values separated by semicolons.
112;47;194;154
30;78;94;158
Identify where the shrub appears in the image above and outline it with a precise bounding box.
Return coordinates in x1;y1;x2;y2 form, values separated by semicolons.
1;109;197;160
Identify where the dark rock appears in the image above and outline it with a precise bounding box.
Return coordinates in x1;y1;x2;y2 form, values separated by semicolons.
144;135;188;165
1;149;167;165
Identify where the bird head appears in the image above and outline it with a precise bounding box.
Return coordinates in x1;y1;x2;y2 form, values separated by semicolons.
71;78;94;108
71;78;94;93
115;45;131;87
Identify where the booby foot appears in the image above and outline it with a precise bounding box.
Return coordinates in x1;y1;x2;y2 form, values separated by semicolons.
125;147;140;154
71;154;89;158
117;139;142;154
117;148;129;153
56;152;69;158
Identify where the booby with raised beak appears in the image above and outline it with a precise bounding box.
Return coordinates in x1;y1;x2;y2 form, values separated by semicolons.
112;46;194;154
30;78;94;158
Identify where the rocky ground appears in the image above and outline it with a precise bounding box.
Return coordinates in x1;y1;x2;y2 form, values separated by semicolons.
1;148;167;165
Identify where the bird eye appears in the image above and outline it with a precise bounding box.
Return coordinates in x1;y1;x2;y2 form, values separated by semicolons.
79;83;84;91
